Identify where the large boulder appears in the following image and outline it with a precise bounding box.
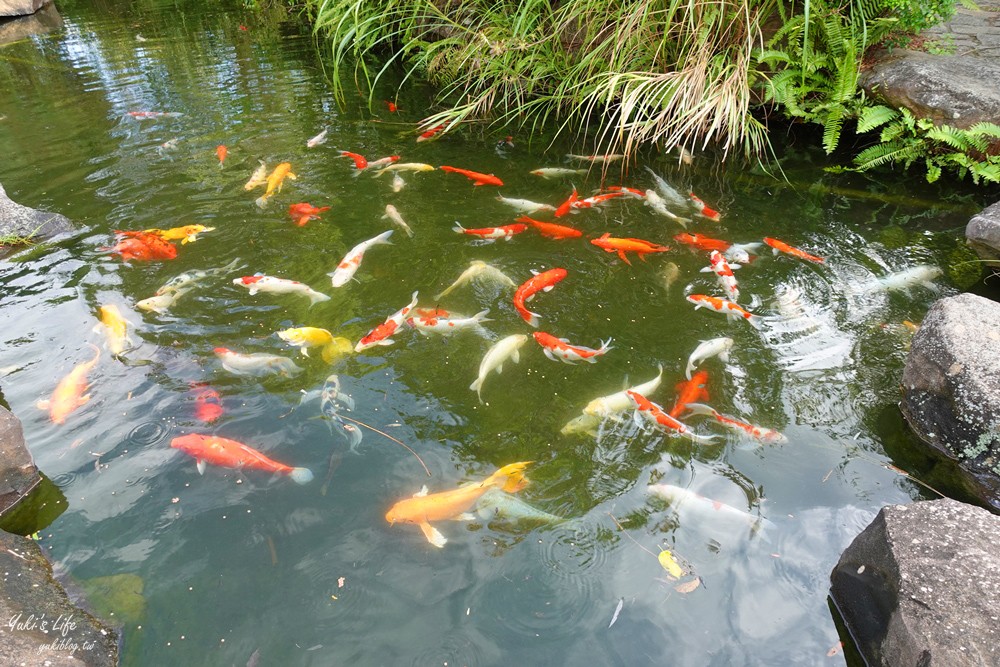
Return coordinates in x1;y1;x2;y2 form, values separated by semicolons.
0;406;41;517
830;499;1000;667
901;293;1000;509
0;0;61;46
967;200;1000;268
0;181;73;242
0;0;47;17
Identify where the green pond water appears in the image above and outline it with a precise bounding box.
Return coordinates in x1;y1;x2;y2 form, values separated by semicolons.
1;1;996;664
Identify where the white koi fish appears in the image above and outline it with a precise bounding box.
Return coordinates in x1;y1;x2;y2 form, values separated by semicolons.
560;413;602;437
876;265;943;293
355;291;419;352
644;189;688;226
391;173;406;192
725;243;762;265
684;403;788;444
306;128;328;148
565;153;625;164
382;205;413;237
701;250;740;302
157;258;241;295
214;347;303;377
475;488;564;524
233;275;331;306
329;229;394;287
647;483;772;530
495;195;557;214
407;310;490;336
584;365;664;418
469;334;529;402
136;288;191;314
243;161;268;191
685;337;734;379
529;167;587;179
435;260;517;300
643;166;689;209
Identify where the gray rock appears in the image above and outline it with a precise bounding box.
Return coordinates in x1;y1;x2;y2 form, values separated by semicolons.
0;531;119;666
0;0;47;17
0;0;61;46
0;406;41;517
0;181;73;241
830;499;1000;667
966;200;1000;268
901;293;1000;509
861;50;1000;131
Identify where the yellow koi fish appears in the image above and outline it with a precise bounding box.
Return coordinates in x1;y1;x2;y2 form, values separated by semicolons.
95;304;133;356
255;162;296;208
385;461;532;547
276;327;352;364
37;345;100;424
244;160;268;191
141;224;215;244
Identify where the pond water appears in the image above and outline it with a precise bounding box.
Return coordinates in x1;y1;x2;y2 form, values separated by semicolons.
1;1;996;665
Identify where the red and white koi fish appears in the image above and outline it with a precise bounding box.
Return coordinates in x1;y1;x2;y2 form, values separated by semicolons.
37;345;100;425
329;229;394;287
452;222;527;242
338;150;368;170
606;185;646;199
572;192;624;210
407;309;490;335
686;294;760;327
513;268;567;327
554;189;579;217
689;192;721;221
684;403;788;444
703;250;740;302
626;390;718;446
516;216;583;240
763;237;825;263
288;202;330;227
532;331;612;364
590;233;670;265
171;433;313;484
439;165;503;187
647;483;770;528
416;124;445;142
232;275;331;306
355;291;419;352
368;155;401;170
669;370;709;418
213;347;303;377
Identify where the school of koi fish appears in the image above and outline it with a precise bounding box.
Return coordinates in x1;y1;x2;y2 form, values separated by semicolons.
39;112;945;557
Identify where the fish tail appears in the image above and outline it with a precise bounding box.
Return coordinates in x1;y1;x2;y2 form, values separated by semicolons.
683;402;717;419
255;195;269;209
473;309;491;324
469;376;485;402
486;461;533;493
320;343;337;364
452;222;466;234
309;292;332;307
289;467;314;485
746;314;763;330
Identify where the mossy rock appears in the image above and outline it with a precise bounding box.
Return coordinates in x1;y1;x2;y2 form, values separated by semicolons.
945;244;985;289
879;225;909;249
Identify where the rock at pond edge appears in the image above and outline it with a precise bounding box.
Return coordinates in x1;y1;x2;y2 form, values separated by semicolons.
967;200;1000;271
0;405;42;517
0;181;74;243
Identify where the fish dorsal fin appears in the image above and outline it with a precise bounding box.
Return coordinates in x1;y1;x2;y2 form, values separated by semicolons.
413;485;429;497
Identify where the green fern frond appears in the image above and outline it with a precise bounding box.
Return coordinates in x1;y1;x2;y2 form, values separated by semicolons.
925;159;942;183
967;122;1000;137
823;107;845;153
925;125;971;151
854;140;919;169
856;105;899;133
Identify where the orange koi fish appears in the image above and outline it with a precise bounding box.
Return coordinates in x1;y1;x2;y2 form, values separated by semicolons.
452;222;527;242
669;370;709;418
590;233;670;265
37;345;100;425
170;434;313;484
416;124;445;142
386;461;532;547
515;216;583;240
339;151;368;170
215;145;227;166
255;162;296;208
763;237;825;264
627;390;718;446
355;291;419;352
104;232;178;261
190;383;224;423
686;294;760;328
684;403;788;444
674;232;731;253
386;100;398;112
513;268;567;327
532;331;612;364
288;202;331;227
438;165;503;187
689;192;721;221
554;189;579;218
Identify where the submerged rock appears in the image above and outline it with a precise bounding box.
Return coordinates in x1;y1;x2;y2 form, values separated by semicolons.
0;181;73;243
830;499;1000;667
0;405;41;517
0;0;48;17
966;200;1000;272
901;293;1000;509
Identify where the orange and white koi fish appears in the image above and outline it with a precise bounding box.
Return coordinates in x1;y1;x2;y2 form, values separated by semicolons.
533;331;612;364
684;403;788;444
244;160;268;191
355;291;419;352
339;150;368;170
496;195;556;214
516;216;583;240
385;461;532;547
96;304;133;356
571;192;625;212
233;275;331;306
37;345;100;425
689;192;721;221
255;162;296;208
215;145;227;166
674;232;730;253
288;202;330;227
439;165;503;187
407;309;490;335
416;124;445;142
213;347;303;377
606;185;646;199
368;155;401;170
306;128;328;148
669;370;709;418
513;268;567;327
329;229;394;287
590;233;670;265
703;250;740;302
554;188;578;217
763;237;825;263
686;294;760;327
648;483;771;528
171;434;313;484
626;390;718;446
452;222;527;242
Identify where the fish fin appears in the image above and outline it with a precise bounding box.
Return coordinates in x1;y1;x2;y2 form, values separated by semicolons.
473;309;490;323
196;459;207;475
699;266;713;273
495;364;503;375
248;288;258;296
685;361;695;380
413;485;429;497
452;223;466;234
489;461;532;493
419;522;447;548
452;513;476;521
511;349;520;364
632;409;645;428
746;315;763;330
719;350;730;362
301;347;310;358
289;468;314;485
470;377;484;401
683;403;717;418
377;338;395;346
255;195;268;209
542;348;557;362
36;399;50;410
617;250;632;266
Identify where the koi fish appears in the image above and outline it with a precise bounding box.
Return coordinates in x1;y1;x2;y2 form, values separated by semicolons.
469;334;529;402
277;327;352;363
136;288;190;314
320;374;362;452
141;224;215;244
763;237;825;263
703;250;740;302
475;487;564;524
385;461;532;547
530;167;587;179
386;100;398;112
154;259;241;296
216;145;227;166
37;345;100;424
684;403;788;444
590;233;670;266
368;155;401;170
306;128;328;148
213;347;303;377
171;434;313;484
391;173;406;192
572;192;625;210
158;138;179;152
191;383;224;423
685;337;734;379
554;189;578;217
626;390;718;445
355;291;419;352
435;260;516;299
876;265;942;292
439;165;503;187
96;304;133;356
452;222;527;242
560;413;602;437
674;232;730;253
516;216;582;240
126;111;182;119
376;162;433;176
255;162;297;208
339;150;368;170
533;331;612;364
647;483;769;528
382;205;413;237
288;202;330;227
689;192;721;221
495;195;556;214
606;185;647;199
644;189;688;225
661;262;681;290
686;294;760;328
669;370;709;418
513;268;567;327
244;160;268;191
565;153;624;163
233;275;331;306
329;229;394;287
725;243;762;265
416;124;445;142
407;310;490;335
643;167;689;209
103;233;177;262
583;365;664;418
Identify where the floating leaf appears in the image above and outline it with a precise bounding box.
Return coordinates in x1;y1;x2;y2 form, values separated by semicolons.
674;577;701;594
658;550;684;579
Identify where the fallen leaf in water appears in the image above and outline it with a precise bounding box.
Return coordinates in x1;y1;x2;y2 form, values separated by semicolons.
608;597;624;628
658;550;684;579
337;577;345;588
827;641;843;657
674;577;701;594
